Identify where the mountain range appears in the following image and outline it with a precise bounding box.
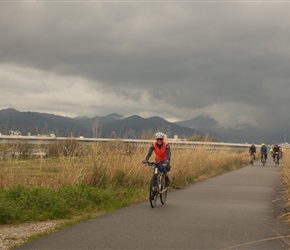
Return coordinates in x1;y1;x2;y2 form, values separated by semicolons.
0;108;287;144
176;115;288;145
0;108;207;140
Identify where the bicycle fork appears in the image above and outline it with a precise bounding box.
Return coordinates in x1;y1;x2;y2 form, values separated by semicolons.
158;173;167;193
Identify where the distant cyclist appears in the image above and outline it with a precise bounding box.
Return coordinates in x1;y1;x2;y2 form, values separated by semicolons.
280;146;283;159
249;144;256;160
143;132;171;197
270;145;273;158
260;143;268;163
272;144;281;165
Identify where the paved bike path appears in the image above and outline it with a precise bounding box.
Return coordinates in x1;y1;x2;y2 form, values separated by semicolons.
17;160;290;249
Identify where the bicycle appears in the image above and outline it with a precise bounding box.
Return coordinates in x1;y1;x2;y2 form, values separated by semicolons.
143;161;168;208
274;152;279;167
250;153;255;165
261;153;266;166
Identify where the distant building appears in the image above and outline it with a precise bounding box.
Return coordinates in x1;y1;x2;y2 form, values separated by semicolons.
9;130;22;136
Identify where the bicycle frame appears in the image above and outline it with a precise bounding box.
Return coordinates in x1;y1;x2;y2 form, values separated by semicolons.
274;152;279;167
261;153;266;166
145;161;168;208
250;153;255;165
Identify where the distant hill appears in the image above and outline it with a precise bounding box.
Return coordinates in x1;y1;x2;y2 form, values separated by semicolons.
0;109;205;139
98;115;205;139
175;114;287;145
1;108;285;144
0;108;90;137
175;115;218;129
175;115;222;141
89;113;124;124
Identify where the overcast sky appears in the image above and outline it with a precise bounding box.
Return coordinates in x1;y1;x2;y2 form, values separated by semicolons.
0;1;290;130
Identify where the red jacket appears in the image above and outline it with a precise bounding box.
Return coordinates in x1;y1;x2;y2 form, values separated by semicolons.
153;141;168;162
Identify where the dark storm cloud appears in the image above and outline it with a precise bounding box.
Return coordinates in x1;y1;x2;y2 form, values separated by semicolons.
0;2;290;129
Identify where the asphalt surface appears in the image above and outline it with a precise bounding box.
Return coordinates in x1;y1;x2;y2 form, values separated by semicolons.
17;159;290;249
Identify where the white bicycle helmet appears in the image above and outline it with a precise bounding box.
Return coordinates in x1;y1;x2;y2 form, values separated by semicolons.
155;132;165;139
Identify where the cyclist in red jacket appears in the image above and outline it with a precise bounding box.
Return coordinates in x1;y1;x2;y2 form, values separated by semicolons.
143;132;171;190
249;144;256;159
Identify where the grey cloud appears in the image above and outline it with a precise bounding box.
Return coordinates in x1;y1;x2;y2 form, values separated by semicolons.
0;2;290;130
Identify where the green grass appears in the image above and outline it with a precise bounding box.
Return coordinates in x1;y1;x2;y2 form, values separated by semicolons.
0;184;147;224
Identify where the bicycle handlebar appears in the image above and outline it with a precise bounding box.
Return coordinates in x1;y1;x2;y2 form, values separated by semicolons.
142;160;170;167
142;160;156;166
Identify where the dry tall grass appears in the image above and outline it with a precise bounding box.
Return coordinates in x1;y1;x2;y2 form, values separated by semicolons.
279;148;290;224
0;141;249;190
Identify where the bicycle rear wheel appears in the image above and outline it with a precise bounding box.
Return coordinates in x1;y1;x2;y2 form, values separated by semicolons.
160;177;167;205
275;156;279;167
149;179;157;208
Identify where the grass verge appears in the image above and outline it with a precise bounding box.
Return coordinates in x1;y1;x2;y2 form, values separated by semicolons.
0;142;249;225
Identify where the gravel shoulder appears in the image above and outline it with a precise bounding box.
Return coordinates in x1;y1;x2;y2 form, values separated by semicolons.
0;220;68;250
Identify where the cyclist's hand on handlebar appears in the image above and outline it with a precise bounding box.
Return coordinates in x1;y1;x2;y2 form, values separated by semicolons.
142;160;149;165
162;160;169;167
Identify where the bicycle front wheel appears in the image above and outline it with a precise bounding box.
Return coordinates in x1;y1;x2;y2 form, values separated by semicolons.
275;157;279;167
160;177;167;205
149;179;157;208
